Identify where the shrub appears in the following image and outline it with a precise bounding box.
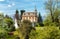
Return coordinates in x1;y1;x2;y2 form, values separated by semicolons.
29;26;60;39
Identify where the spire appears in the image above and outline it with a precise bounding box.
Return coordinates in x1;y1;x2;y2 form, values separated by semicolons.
34;5;37;13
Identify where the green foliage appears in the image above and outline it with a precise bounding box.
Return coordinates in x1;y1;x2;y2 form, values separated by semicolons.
0;25;17;39
43;10;60;26
43;14;52;26
29;30;40;39
4;17;15;32
53;10;60;24
35;23;40;27
38;12;43;26
20;20;32;35
44;0;60;26
0;14;16;39
0;26;7;33
29;26;60;39
4;18;14;27
19;20;33;39
0;13;4;26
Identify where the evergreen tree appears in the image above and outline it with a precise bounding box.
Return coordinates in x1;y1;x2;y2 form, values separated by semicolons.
15;10;19;20
15;10;20;26
5;15;9;18
20;10;25;20
38;12;44;26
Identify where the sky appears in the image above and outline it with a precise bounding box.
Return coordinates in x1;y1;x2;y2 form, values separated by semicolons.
0;0;47;17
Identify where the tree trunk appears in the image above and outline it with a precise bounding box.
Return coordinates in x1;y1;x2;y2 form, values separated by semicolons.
25;35;29;39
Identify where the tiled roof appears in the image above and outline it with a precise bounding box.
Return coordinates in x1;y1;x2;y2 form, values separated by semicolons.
22;12;36;16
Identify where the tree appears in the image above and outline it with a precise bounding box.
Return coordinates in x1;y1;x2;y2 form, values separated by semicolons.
0;14;16;39
29;26;60;39
43;14;52;26
44;0;60;26
19;20;33;39
20;10;25;20
0;26;7;39
38;12;44;26
53;9;60;26
43;12;60;26
0;13;4;27
45;0;60;22
4;16;15;32
4;18;13;27
15;10;20;26
15;10;19;20
5;15;10;18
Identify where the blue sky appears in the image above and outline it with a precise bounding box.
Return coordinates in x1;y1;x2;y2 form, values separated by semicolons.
0;0;47;17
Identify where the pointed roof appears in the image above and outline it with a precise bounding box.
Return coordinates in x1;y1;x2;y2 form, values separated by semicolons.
34;5;37;12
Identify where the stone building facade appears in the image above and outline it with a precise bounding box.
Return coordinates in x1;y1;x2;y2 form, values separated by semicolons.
21;12;38;22
14;7;38;28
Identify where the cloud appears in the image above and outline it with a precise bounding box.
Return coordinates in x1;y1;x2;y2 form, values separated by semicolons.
8;3;15;7
0;0;5;1
12;3;15;6
8;4;12;7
